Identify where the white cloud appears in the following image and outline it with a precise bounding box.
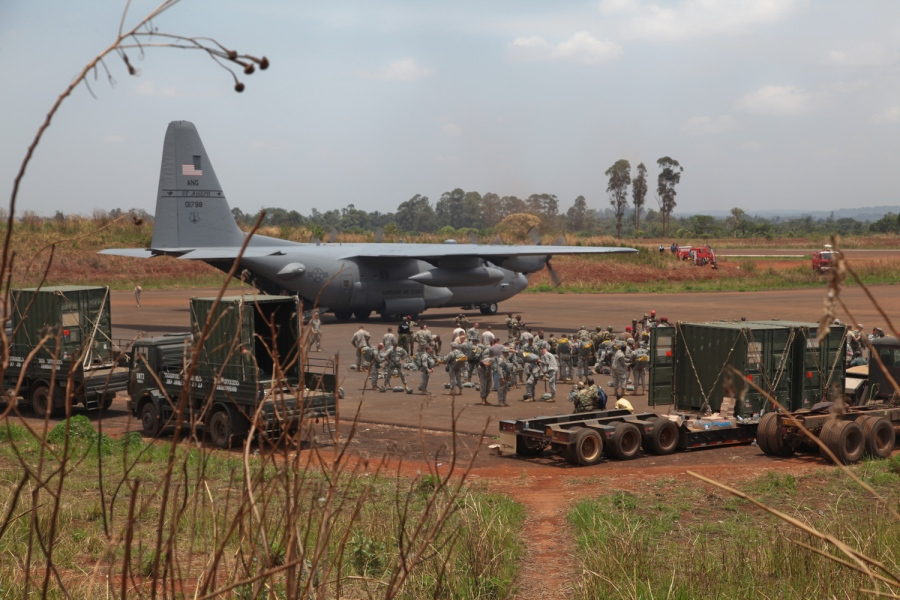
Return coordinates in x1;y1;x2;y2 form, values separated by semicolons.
617;0;809;42
364;58;434;82
441;123;462;137
133;81;179;97
825;42;899;68
734;85;811;116
508;32;621;65
598;0;638;16
680;114;737;136
872;106;900;124
101;135;127;144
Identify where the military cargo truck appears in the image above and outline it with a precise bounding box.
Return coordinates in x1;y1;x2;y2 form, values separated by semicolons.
500;320;847;466
759;335;899;464
127;295;337;448
5;286;128;416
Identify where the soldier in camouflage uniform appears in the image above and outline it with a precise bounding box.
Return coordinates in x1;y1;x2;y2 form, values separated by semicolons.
540;348;558;400
632;341;650;395
521;347;541;401
556;333;574;381
307;311;322;352
413;323;433;353
442;342;467;394
385;344;412;393
382;327;397;351
351;325;371;370
569;382;594;413
576;324;591;341
415;347;436;394
494;347;516;406
369;344;387;392
533;330;550;353
576;337;594;379
611;341;629;399
477;354;493;405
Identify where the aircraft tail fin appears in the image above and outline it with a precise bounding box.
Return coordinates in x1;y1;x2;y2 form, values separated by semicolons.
151;121;246;250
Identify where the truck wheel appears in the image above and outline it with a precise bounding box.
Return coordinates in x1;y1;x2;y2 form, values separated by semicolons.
758;413;795;457
644;418;680;455
573;428;603;466
857;416;895;459
558;443;578;465
31;385;55;418
607;422;641;460
208;410;234;449
102;394;115;411
515;434;544;457
820;420;864;465
140;402;162;437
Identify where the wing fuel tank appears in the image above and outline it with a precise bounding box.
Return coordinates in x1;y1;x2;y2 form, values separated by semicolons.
408;266;505;287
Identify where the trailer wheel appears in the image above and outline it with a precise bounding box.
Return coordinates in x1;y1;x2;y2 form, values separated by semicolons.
31;385;55;418
857;416;895;459
643;418;680;455
515;434;544;457
560;443;578;465
208;409;235;449
820;420;864;465
140;401;162;437
607;422;642;460
757;412;795;457
102;394;115;411
573;428;603;466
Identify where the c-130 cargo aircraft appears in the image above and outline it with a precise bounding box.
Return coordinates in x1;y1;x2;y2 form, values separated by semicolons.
101;121;635;320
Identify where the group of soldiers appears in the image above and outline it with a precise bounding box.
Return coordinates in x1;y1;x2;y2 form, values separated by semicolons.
347;309;668;409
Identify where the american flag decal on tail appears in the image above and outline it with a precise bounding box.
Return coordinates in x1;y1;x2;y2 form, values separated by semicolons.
182;164;202;176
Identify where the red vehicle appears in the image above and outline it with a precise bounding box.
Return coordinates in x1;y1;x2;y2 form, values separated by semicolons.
675;245;716;266
812;244;839;274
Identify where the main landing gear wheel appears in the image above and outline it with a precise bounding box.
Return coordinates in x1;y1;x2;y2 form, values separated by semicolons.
333;310;353;322
353;310;371;321
480;303;498;315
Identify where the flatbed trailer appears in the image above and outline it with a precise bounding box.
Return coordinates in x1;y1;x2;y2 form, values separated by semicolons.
499;409;758;466
757;407;899;465
758;336;900;464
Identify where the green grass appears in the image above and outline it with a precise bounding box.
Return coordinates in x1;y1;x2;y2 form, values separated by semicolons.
566;465;900;599
0;421;526;599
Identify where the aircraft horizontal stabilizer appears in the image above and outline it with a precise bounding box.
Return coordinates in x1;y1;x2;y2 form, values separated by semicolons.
97;248;156;258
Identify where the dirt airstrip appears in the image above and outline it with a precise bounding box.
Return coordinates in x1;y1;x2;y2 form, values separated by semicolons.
8;282;900;598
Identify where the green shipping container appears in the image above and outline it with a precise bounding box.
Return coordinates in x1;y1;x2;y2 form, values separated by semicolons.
189;295;302;384
649;320;846;418
9;285;116;363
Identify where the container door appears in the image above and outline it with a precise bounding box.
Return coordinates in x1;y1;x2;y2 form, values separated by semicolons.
649;327;674;407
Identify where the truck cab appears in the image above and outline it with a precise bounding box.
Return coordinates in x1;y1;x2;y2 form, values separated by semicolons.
812;244;839;274
846;336;900;405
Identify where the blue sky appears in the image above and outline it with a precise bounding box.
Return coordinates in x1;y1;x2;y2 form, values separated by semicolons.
2;1;898;219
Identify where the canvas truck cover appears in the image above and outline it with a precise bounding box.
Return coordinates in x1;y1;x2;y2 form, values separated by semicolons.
649;320;846;417
9;286;116;365
189;295;302;384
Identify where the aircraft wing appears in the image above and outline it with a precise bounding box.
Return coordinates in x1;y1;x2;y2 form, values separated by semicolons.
335;244;637;261
98;247;288;259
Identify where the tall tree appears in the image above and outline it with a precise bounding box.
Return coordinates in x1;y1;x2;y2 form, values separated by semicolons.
605;159;631;238
566;195;589;232
656;157;683;237
395;194;435;233
728;207;746;238
499;195;527;220
435;188;481;229
481;192;503;228
526;193;560;229
632;162;648;233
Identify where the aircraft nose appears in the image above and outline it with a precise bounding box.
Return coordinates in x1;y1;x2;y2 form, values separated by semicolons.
276;262;306;278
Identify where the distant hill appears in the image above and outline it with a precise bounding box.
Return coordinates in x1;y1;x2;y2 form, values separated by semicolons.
677;206;900;222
